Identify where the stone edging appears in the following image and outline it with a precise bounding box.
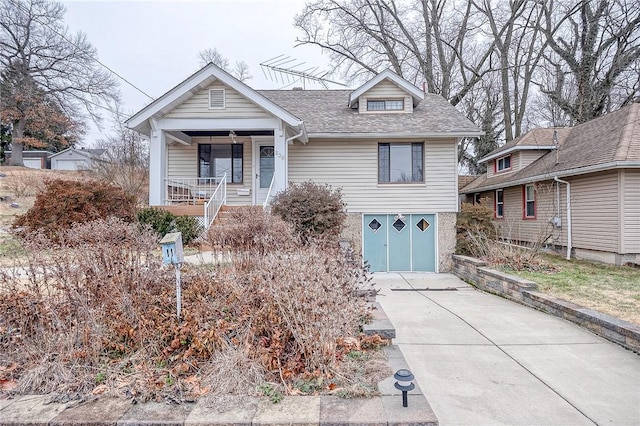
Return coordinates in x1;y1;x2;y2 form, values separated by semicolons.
452;254;640;354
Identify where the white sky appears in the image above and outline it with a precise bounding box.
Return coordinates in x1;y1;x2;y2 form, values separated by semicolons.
61;0;337;145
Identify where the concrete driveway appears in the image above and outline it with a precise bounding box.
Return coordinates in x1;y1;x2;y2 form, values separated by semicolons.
373;273;640;426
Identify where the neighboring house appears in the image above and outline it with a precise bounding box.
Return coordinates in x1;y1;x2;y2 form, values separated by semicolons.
49;148;108;171
126;64;482;272
2;150;53;169
460;103;640;266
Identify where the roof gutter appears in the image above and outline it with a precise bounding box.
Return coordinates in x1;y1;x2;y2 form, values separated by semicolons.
478;145;557;164
554;177;572;261
307;131;483;139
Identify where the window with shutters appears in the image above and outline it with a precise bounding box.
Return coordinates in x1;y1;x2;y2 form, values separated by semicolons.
209;89;225;109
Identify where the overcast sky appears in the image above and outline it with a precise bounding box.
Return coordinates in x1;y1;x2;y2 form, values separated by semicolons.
61;0;337;145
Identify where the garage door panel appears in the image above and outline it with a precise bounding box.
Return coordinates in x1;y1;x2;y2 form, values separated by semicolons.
389;215;411;271
363;214;387;272
411;214;435;272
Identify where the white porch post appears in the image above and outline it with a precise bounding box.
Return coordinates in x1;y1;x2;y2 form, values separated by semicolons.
149;123;167;206
272;124;288;196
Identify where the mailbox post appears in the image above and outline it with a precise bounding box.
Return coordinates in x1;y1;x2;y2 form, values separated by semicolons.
160;232;184;321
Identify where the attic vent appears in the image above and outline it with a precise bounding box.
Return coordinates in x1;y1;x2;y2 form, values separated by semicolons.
209;89;225;109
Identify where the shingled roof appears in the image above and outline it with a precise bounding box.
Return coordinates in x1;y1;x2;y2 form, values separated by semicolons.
259;90;481;137
461;102;640;193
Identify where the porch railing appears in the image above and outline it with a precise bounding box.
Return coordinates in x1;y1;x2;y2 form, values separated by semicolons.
263;176;276;212
164;177;223;205
204;174;227;229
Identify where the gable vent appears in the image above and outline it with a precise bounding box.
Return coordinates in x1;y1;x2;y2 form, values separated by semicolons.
209;89;225;109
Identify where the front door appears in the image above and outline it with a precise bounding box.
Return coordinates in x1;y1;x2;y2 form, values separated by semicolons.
255;144;275;205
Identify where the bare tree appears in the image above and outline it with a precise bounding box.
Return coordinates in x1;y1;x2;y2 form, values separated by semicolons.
295;0;500;105
0;0;119;166
197;47;252;82
92;110;149;204
474;0;548;141
538;0;640;123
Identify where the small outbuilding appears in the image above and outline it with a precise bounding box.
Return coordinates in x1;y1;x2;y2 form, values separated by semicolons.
1;150;53;169
49;148;107;171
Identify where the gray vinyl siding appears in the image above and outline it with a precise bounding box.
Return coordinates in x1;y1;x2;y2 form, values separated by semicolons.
358;80;413;113
288;138;458;213
520;150;547;168
622;169;640;252
166;136;253;206
570;172;619;253
163;82;271;118
495;183;556;244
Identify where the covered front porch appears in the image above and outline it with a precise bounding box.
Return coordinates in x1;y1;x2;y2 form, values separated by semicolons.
149;120;300;227
124;63;307;228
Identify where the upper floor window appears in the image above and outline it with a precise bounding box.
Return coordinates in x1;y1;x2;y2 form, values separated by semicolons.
495;189;504;218
495;155;511;172
198;144;243;183
367;99;404;111
523;184;536;219
378;143;423;183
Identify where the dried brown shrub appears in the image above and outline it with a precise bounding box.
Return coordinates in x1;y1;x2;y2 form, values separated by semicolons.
13;178;136;239
1;214;379;402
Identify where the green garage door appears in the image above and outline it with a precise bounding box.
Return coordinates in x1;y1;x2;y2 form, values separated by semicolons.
363;214;436;272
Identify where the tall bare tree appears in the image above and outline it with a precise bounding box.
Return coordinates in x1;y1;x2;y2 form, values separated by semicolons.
197;47;252;82
0;0;119;166
295;0;500;105
538;0;640;123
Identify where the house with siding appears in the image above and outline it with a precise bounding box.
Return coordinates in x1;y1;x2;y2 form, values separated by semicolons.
460;103;640;266
126;64;482;272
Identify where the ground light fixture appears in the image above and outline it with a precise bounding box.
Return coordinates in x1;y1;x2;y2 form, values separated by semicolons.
394;369;415;407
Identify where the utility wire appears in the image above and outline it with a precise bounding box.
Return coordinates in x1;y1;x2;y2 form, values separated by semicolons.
12;0;155;101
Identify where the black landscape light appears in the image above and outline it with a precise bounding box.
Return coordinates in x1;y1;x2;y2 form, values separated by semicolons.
394;369;415;407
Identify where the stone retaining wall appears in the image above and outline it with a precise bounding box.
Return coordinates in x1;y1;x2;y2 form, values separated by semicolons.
452;254;640;354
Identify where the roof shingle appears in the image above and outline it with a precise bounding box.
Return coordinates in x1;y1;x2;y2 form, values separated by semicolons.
461;102;640;193
259;90;481;136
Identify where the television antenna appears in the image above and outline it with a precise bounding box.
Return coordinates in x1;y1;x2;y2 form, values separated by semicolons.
260;55;346;89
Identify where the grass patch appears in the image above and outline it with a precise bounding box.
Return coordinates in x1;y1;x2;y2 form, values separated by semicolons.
500;252;640;325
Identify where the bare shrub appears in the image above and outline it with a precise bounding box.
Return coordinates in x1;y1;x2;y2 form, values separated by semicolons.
271;181;346;244
1;214;380;401
2;170;47;197
456;200;496;256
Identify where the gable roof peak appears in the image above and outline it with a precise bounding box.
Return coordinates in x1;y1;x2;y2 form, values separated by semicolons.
348;69;424;108
125;62;304;137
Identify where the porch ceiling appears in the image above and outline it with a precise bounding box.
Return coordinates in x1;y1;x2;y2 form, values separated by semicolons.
183;130;274;137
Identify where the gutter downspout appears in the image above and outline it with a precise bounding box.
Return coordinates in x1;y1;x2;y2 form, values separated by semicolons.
554;176;572;260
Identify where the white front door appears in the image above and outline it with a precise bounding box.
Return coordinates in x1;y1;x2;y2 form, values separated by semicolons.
255;143;275;205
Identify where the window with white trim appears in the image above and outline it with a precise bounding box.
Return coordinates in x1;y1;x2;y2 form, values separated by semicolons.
198;144;243;183
209;89;225;109
495;189;504;218
496;155;511;172
378;143;423;183
367;99;404;111
524;184;536;218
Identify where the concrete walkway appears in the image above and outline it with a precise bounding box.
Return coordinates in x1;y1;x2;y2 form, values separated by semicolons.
373;273;640;426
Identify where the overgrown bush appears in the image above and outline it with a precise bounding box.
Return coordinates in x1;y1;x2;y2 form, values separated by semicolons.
271;181;346;244
13;179;136;239
456;200;496;256
173;215;201;245
1;214;381;402
137;207;201;245
137;207;176;237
